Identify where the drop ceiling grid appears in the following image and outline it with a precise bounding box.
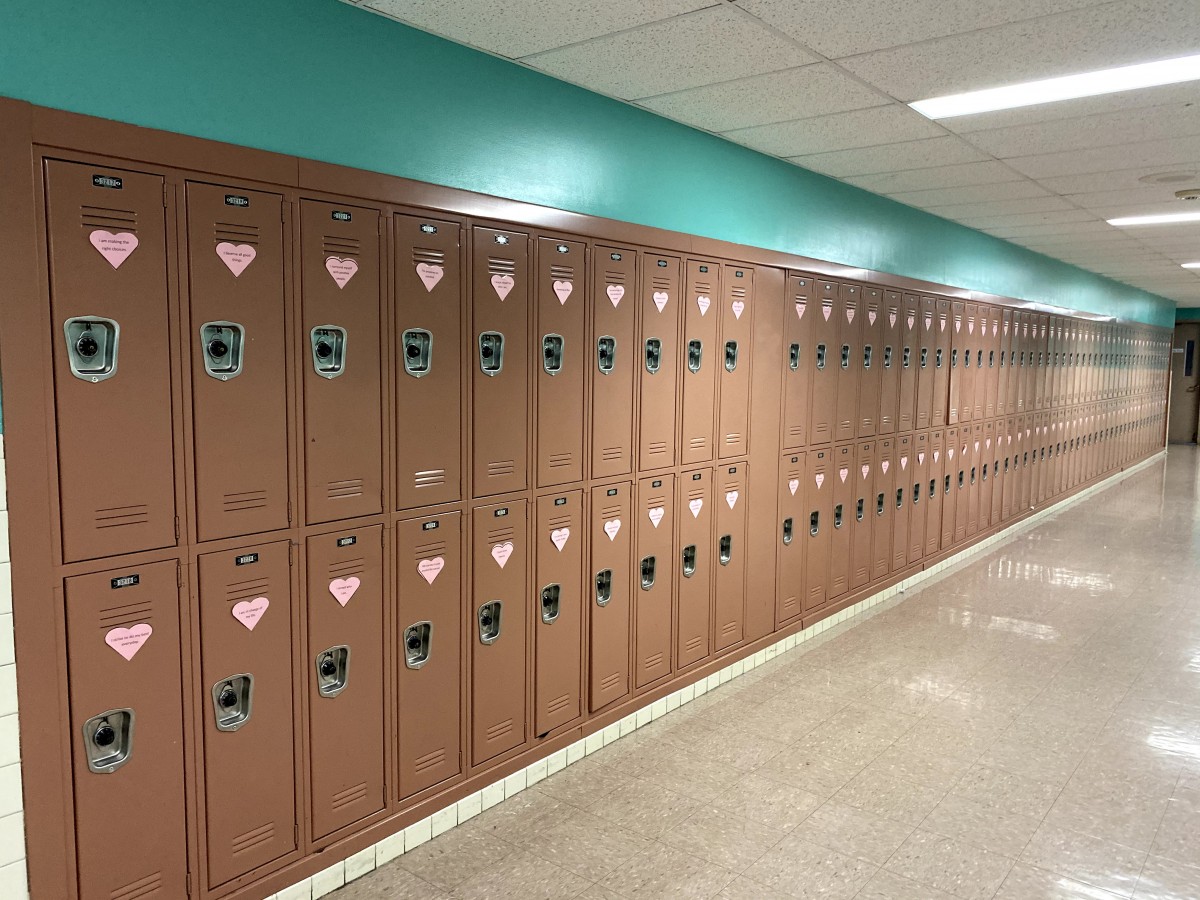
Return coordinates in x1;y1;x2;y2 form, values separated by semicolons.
350;0;1200;302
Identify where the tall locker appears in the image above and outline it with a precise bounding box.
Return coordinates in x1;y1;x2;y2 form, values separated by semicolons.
677;469;712;668
472;226;529;497
681;261;720;464
971;423;986;535
998;308;1013;416
804;448;833;612
718;265;754;458
907;433;928;565
592;246;637;478
898;294;919;433
45;160;177;562
1019;417;1033;513
873;439;894;581
858;287;883;437
850;442;875;591
66;562;188;900
198;542;296;886
933;299;952;428
471;500;528;765
1047;318;1061;409
834;284;862;443
534;490;583;734
635;475;674;689
1001;419;1016;521
186;182;289;542
713;464;747;650
639;253;681;470
535;237;586;486
988;422;1002;527
941;428;959;549
396;511;462;799
969;304;985;421
776;453;805;626
878;291;902;435
985;305;1001;419
808;281;838;444
395;213;463;510
955;428;973;543
300;199;383;524
590;482;633;711
306;526;386;840
1015;312;1028;413
782;276;814;450
829;443;855;600
1035;314;1050;410
926;430;945;557
949;301;968;425
916;296;937;431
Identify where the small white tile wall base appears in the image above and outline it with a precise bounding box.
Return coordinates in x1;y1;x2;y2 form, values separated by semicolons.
0;435;25;900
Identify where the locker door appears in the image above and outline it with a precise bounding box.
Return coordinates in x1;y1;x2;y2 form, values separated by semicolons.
916;296;937;430
713;464;747;650
804;448;833;612
858;287;883;437
639;253;681;470
395;213;462;509
948;301;966;425
989;423;1003;526
472;227;529;496
1015;312;1028;413
536;236;586;486
874;439;894;581
926;430;945;556
967;423;983;537
186;182;288;542
66;562;188;900
1048;318;1061;409
829;443;855;600
907;433;928;565
850;442;875;590
471;500;528;764
776;453;805;626
879;291;902;435
933;299;952;427
46;160;176;562
681;261;720;464
809;281;838;444
942;428;959;548
306;525;385;839
719;265;754;458
592;246;637;478
999;308;1013;416
590;483;633;710
834;284;862;443
300;199;383;524
1021;417;1033;512
535;490;583;733
969;304;984;421
397;511;462;799
198;542;296;886
985;306;1000;419
977;424;993;532
782;276;814;450
635;475;674;688
677;468;712;668
1035;315;1050;410
898;294;919;433
959;427;977;540
1001;420;1015;521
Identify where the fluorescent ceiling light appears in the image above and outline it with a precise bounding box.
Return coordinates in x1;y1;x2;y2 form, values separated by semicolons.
1107;211;1200;226
910;53;1200;119
1183;262;1200;269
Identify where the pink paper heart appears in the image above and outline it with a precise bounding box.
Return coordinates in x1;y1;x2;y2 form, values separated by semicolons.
416;262;444;292
232;597;269;630
861;465;869;479
550;527;570;551
901;456;908;469
491;274;514;300
604;519;621;541
652;291;668;312
725;490;738;509
606;284;624;307
89;230;139;269
553;280;572;304
731;300;745;320
328;576;360;607
822;303;832;321
647;506;665;528
417;557;444;585
815;474;825;489
795;301;806;320
889;313;897;327
839;467;848;482
934;451;940;461
326;256;359;288
847;308;855;324
881;461;889;473
491;541;513;568
868;311;876;325
689;498;703;518
696;295;710;316
788;479;799;496
907;315;915;328
216;242;256;277
105;624;152;661
949;448;955;459
919;452;925;464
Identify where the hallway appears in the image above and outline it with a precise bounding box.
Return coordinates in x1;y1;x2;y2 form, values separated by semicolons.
336;448;1200;900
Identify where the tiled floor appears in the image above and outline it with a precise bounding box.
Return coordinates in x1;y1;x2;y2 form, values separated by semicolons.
334;448;1200;900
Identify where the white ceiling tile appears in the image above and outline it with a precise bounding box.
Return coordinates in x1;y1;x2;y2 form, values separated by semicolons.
1038;166;1200;195
789;135;989;178
924;196;1077;219
886;181;1050;208
725;104;944;156
846;161;1023;193
1005;135;1200;180
952;209;1099;229
1067;185;1195;210
985;221;1114;238
637;64;887;133
523;6;812;99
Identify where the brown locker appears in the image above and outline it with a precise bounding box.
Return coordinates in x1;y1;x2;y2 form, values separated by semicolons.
858;287;883;437
948;301;966;425
834;284;862;443
1015;312;1028;413
1035;314;1050;410
933;298;952;428
967;423;983;537
804;448;833;612
396;511;462;798
46;160;177;562
639;253;681;470
898;294;919;433
718;265;754;458
916;296;937;430
809;280;839;444
677;468;712;668
776;453;805;626
395;213;463;509
829;443;855;600
590;483;632;712
66;562;188;900
989;422;1003;527
635;475;675;688
534;491;583;733
984;305;1001;419
926;430;945;556
1047;318;1061;409
535;236;586;486
782;276;814;450
1001;419;1016;521
592;246;637;478
472;226;529;497
713;464;747;650
873;439;893;581
878;291;902;435
306;526;386;839
907;432;928;565
958;427;976;541
186;182;289;542
198;542;296;886
999;308;1013;416
1019;417;1033;513
969;304;985;421
300;199;383;524
850;442;875;590
942;427;960;548
977;424;993;532
681;261;720;464
471;500;528;764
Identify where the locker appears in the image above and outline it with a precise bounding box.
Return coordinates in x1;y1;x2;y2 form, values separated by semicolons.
677;468;713;668
998;308;1013;416
1001;419;1016;521
471;500;528;764
985;305;1001;419
306;525;385;840
1015;312;1028;414
907;432;928;565
718;265;754;458
681;261;720;464
926;430;945;557
395;213;463;509
933;298;952;428
916;296;937;431
46;160;177;562
396;511;462;798
639;253;681;470
536;236;586;486
534;491;583;734
850;441;875;590
878;291;902;435
198;541;296;886
804;448;833;612
1035;314;1050;410
967;422;983;537
776;454;805;626
592;246;637;478
829;443;855;600
969;304;985;421
948;301;966;425
635;475;674;688
782;276;814;449
873;438;893;581
858;287;883;437
713;464;747;650
1047;318;1060;409
897;293;919;433
66;562;188;900
590;482;632;711
1019;417;1033;513
300;198;383;523
956;427;974;542
472;226;529;496
941;427;959;549
186;182;289;542
808;280;838;444
989;421;1003;527
976;423;992;533
834;284;862;443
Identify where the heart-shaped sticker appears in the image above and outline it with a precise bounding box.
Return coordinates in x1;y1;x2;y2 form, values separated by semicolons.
861;464;869;479
949;448;955;459
326;256;359;288
328;576;361;607
417;557;445;585
907;315;915;328
822;302;832;321
89;230;139;269
868;310;876;325
955;320;961;332
941;318;947;331
491;274;515;301
689;498;703;518
901;456;908;469
648;506;665;528
550;527;570;551
105;624;153;661
652;291;669;312
606;284;624;307
604;519;621;541
553;280;572;304
491;541;514;568
795;300;806;320
232;597;269;631
815;474;825;489
731;300;745;320
969;320;975;333
416;262;444;292
925;313;933;329
934;451;940;461
725;490;738;509
788;478;799;496
216;242;256;277
839;467;849;482
847;308;855;324
881;460;889;473
889;312;897;327
696;295;710;316
918;452;925;464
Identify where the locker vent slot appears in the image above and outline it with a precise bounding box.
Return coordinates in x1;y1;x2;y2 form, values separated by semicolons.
322;236;360;258
650;275;672;293
110;871;163;900
214;222;260;246
646;442;668;458
720;621;739;637
684;636;703;653
97;601;154;629
600;446;624;462
693;280;713;295
487;257;516;277
730;287;747;299
331;782;368;811
487;528;515;544
549;264;575;281
232;822;275;856
643;652;664;670
414;539;446;559
226;577;269;602
328;479;364;500
485;718;513;743
486;460;516;479
80;205;137;231
724;433;742;447
414;748;446;773
223;490;268;513
600;503;622;519
414;468;447;489
412;247;445;266
95;504;150;530
547;452;574;470
599;671;621;692
330;557;365;578
546;693;572;715
604;269;627;285
688;437;707;451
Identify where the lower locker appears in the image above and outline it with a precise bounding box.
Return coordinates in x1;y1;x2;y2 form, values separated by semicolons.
713;464;747;650
926;431;945;557
829;444;854;600
941;428;959;549
534;491;583;734
968;423;984;538
677;469;713;668
874;439;893;582
66;562;189;900
989;426;1003;527
850;442;875;591
954;429;972;544
590;483;632;712
777;454;805;626
635;475;674;688
804;449;833;612
907;433;927;566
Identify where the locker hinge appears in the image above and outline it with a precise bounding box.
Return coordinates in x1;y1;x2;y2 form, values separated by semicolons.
174;516;180;541
287;500;293;524
163;184;168;208
289;543;294;566
186;872;192;896
176;562;182;588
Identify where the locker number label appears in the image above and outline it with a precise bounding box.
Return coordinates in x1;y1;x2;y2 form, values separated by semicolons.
235;553;259;566
337;536;357;546
92;174;122;189
110;574;140;589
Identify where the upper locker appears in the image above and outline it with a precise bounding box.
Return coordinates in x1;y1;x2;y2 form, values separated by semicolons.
933;299;952;428
998;308;1012;417
681;261;721;464
639;253;682;471
45;160;177;563
592;246;637;479
985;305;1001;420
395;213;463;510
300;199;384;524
718;265;754;458
782;275;814;450
858;287;883;437
186;182;289;543
808;279;838;444
897;294;918;433
878;290;902;435
916;296;937;431
535;237;586;487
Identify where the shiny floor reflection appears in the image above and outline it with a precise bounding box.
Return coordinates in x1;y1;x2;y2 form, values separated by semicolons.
335;448;1199;900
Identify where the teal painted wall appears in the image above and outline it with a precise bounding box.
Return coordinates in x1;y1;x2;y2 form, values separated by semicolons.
1176;308;1200;323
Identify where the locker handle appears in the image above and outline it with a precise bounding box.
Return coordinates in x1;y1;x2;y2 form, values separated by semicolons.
597;335;616;375
645;338;662;374
863;345;872;370
834;504;843;528
884;346;893;369
687;339;703;373
478;331;505;376
971;466;976;485
82;708;134;774
959;470;965;488
788;342;800;371
930;479;937;499
809;511;819;536
895;487;904;510
876;493;885;515
724;340;738;373
200;321;245;381
540;584;561;623
640;556;657;590
977;349;983;368
782;518;793;545
403;622;433;669
944;475;951;495
403;328;434;378
64;316;120;382
315;645;351;698
478;601;502;644
543;333;565;376
682;545;697;577
952;348;959;368
816;343;827;370
913;483;920;505
311;325;348;378
936;348;944;369
595;569;613;606
856;498;864;522
719;535;732;566
982;464;988;481
840;344;850;369
211;674;254;732
919;348;928;369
